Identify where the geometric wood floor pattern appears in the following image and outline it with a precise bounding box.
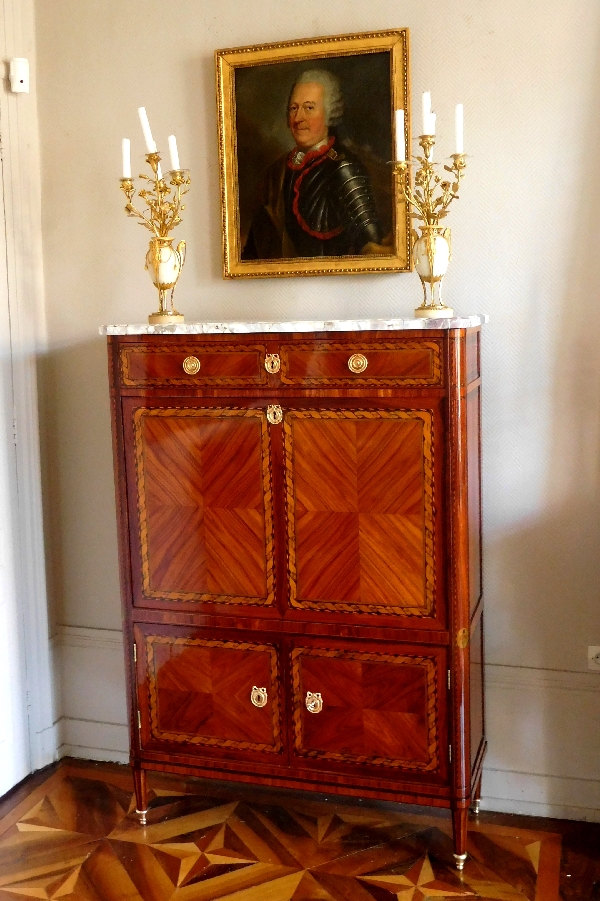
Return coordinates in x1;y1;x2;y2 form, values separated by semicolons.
0;762;562;900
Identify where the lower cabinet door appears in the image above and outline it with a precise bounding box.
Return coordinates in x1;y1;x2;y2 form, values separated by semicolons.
135;625;284;758
290;641;447;777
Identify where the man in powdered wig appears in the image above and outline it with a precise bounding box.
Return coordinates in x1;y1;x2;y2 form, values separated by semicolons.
243;69;384;260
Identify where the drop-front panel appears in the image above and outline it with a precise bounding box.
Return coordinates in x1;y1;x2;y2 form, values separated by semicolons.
285;409;437;617
107;327;485;868
126;406;275;607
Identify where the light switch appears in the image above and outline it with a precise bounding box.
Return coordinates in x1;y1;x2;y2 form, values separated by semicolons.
9;59;29;93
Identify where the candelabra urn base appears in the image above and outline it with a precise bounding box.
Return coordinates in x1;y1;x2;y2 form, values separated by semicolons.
414;303;454;319
145;236;187;326
413;226;453;319
148;310;185;325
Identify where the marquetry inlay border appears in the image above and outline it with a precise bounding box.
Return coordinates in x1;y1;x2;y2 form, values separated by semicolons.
120;343;267;386
290;646;440;771
284;409;436;617
145;635;282;752
280;341;443;386
133;407;276;606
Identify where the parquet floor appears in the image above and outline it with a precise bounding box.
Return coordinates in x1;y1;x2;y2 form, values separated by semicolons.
0;760;574;900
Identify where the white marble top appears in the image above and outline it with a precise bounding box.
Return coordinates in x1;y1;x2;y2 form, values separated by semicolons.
100;315;488;336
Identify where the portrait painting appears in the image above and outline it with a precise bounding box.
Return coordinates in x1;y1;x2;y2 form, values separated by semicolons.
216;30;411;279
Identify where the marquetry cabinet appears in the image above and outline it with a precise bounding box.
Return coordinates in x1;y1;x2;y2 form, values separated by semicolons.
106;322;486;869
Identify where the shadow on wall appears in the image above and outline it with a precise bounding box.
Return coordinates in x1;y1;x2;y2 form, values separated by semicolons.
37;337;122;633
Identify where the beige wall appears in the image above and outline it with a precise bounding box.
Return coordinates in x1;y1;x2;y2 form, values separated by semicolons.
35;0;600;813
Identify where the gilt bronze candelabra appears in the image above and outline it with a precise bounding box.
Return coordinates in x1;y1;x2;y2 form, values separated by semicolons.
394;136;466;318
119;153;191;325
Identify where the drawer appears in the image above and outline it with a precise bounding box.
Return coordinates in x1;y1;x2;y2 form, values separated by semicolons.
290;641;447;776
135;626;283;757
119;342;268;386
280;340;443;386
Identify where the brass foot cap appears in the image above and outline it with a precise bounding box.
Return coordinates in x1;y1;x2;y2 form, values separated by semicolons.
136;808;148;825
470;799;481;815
148;312;185;325
453;852;467;871
414;306;454;319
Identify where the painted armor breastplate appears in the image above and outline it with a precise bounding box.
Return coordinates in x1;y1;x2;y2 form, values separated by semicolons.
283;139;380;257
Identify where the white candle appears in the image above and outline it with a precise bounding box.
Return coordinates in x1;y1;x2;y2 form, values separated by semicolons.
138;107;156;153
122;138;131;178
394;110;405;161
422;91;431;135
168;134;180;170
455;103;464;153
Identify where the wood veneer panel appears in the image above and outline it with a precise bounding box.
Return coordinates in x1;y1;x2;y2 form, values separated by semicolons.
130;407;275;606
142;632;282;753
120;342;267;386
446;331;473;806
467;386;482;617
138;752;453;802
285;409;436;617
290;644;445;773
280;340;443;386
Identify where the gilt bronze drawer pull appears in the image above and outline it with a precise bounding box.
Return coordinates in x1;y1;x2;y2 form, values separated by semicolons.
250;686;268;708
305;691;323;714
182;355;200;375
264;353;281;374
348;353;368;374
266;404;283;425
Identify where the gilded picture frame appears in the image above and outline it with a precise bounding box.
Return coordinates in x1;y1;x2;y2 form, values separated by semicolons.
215;29;411;279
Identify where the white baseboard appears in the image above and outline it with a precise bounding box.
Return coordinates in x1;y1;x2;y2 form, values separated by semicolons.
481;768;600;822
54;625;123;651
54;625;128;726
482;662;600;821
58;746;129;766
57;715;129;764
54;625;128;763
486;662;600;695
55;626;600;819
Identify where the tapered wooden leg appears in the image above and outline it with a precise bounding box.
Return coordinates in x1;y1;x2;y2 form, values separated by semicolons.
133;764;148;825
452;805;468;870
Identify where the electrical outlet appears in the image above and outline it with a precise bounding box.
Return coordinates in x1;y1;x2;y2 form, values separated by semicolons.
588;647;600;671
